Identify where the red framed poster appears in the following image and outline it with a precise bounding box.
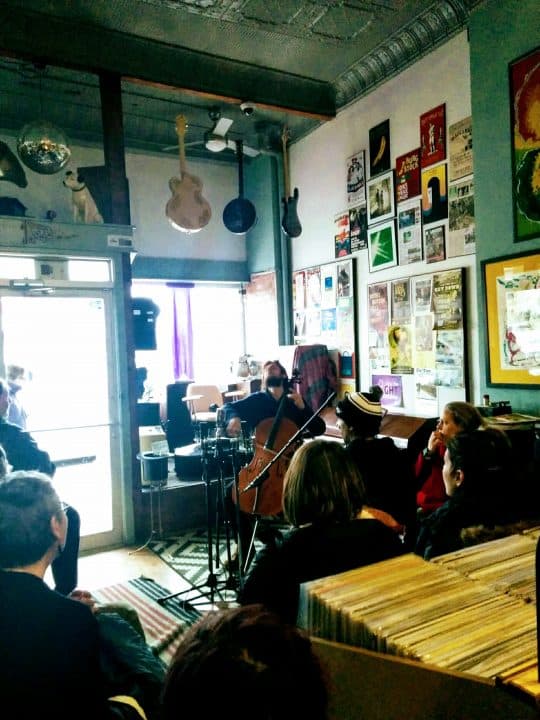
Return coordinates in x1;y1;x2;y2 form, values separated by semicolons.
420;104;446;168
395;148;421;202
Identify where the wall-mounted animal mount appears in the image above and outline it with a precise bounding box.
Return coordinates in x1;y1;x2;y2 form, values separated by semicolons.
0;141;27;188
63;170;104;224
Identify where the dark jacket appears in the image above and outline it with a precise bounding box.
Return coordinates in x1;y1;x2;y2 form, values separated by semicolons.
345;436;416;531
0;570;109;719
0;417;55;475
239;518;404;623
222;390;326;437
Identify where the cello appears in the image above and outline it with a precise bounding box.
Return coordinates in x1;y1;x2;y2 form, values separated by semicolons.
234;392;301;518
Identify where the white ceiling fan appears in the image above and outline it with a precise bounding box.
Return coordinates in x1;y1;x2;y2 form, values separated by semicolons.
162;106;260;157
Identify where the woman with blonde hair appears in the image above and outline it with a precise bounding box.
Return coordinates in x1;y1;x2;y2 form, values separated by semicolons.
239;439;403;623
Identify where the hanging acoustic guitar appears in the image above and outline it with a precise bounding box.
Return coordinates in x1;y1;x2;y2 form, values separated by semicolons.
281;126;302;238
223;140;257;234
166;115;211;233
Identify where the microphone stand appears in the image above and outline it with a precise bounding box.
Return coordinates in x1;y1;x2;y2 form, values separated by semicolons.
242;391;336;494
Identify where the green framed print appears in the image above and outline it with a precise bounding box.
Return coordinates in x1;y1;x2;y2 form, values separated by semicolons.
368;219;397;272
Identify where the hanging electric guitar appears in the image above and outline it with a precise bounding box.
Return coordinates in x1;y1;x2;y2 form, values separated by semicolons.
166;115;211;233
281;126;302;238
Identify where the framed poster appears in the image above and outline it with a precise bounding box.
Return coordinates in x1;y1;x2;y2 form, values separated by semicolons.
397;198;422;265
367;170;395;224
349;204;368;252
424;225;446;264
448;177;475;257
347;150;366;206
449;116;473;182
334;211;351;258
509;47;540;242
421;163;448;224
368;220;397;272
369;119;390;177
420;103;446;168
395;148;421;202
482;250;540;386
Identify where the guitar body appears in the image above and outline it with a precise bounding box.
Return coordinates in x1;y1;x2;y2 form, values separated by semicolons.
166;172;211;232
281;187;302;238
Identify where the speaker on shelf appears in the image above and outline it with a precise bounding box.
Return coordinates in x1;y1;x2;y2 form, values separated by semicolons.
132;297;160;350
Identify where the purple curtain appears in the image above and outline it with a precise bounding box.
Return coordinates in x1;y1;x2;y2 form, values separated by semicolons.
168;283;194;381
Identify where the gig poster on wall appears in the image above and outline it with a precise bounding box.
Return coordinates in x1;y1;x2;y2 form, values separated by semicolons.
349;204;368;252
449;116;473;182
448;177;475;257
432;269;464;331
367;281;390;370
371;373;404;409
292;270;306;311
420;103;446;168
346;150;366;206
306;267;322;308
321;264;337;308
395;148;421;202
334;211;351;258
421;163;448;224
397;198;423;265
391;278;411;324
369;119;391;177
389;324;414;374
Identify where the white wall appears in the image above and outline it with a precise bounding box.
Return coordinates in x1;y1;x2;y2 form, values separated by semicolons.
289;32;480;413
0;133;245;262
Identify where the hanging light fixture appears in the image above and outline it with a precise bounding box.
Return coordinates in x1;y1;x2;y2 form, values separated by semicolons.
16;64;71;175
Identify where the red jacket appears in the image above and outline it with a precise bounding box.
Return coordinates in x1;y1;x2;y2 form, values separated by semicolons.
415;443;447;513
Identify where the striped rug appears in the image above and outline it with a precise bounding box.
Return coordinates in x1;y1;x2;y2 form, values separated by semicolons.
93;576;201;665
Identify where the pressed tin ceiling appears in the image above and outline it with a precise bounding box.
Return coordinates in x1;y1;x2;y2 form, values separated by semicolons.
0;0;485;159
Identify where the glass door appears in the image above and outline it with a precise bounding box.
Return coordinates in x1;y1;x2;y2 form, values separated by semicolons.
0;290;123;551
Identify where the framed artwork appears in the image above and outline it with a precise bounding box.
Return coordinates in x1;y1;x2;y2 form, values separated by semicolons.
395;148;421;202
347;150;366;206
448;177;475;257
368;219;397;272
367;170;395;225
482;250;540;386
334;211;350;258
420;103;446;168
397;197;423;265
424;224;446;263
421;163;448;223
349;204;368;252
509;47;540;242
369;119;390;177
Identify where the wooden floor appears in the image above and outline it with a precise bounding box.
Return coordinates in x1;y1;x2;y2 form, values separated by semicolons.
53;545;191;596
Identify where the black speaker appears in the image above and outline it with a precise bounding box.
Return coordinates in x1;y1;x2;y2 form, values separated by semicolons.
132;297;160;350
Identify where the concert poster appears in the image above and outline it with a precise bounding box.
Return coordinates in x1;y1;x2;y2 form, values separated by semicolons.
349;204;368;252
432;269;464;331
424;225;446;264
421;163;448;224
371;373;403;408
413;276;432;314
334;211;351;258
346;150;366;206
293;270;306;310
397;198;423;265
420;103;446;168
389;324;414;375
395;148;420;202
391;278;411;325
448;178;475;257
306;268;322;309
369;119;391;177
449;116;473;181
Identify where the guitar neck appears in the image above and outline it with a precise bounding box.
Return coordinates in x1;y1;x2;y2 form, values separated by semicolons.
281;128;291;198
175;115;188;176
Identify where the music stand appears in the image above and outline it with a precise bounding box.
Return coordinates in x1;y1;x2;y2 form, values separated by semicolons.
157;423;237;610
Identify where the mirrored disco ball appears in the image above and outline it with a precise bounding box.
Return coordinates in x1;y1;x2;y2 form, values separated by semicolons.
17;120;71;174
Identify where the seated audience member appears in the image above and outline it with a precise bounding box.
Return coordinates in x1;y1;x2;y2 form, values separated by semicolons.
0;377;80;595
336;386;417;546
0;470;164;720
161;604;329;720
415;428;516;560
238;439;404;623
415;401;486;515
7;364;29;429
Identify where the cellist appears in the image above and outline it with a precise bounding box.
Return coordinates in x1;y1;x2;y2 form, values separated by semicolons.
221;360;326;569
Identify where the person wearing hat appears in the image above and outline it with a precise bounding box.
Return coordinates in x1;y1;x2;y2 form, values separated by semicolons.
335;386;417;548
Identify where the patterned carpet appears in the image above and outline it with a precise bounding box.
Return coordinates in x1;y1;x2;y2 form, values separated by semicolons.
149;521;291;607
93;576;200;664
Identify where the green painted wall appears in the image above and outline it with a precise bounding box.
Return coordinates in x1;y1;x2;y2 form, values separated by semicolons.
469;0;540;414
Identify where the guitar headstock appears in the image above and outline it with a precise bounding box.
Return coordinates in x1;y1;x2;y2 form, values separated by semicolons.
175;115;188;140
